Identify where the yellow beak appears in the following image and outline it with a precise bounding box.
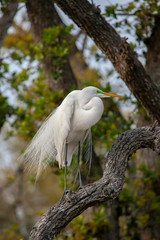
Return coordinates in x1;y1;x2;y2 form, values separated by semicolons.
103;92;123;98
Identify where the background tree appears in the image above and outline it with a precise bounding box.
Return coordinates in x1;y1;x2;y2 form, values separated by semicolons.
0;0;160;240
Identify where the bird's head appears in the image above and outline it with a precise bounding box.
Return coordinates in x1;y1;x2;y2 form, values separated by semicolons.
81;86;123;100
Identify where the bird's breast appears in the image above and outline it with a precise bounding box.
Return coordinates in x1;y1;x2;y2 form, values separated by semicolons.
72;97;104;131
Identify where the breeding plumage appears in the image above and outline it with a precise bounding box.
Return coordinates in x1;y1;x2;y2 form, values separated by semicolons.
23;86;122;182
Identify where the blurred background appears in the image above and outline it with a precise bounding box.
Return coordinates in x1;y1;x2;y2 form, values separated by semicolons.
0;0;160;239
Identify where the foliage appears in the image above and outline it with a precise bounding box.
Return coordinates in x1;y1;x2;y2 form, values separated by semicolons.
0;225;24;240
0;93;13;129
92;95;132;151
104;0;160;43
56;205;111;240
0;0;11;12
119;162;160;239
41;25;73;81
1;24;73;139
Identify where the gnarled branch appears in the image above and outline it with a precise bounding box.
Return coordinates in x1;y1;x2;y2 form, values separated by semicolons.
29;126;160;240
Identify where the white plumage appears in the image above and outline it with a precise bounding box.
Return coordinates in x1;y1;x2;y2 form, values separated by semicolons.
23;86;122;179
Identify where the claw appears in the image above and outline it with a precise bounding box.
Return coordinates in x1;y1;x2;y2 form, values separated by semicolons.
60;189;69;203
78;185;84;190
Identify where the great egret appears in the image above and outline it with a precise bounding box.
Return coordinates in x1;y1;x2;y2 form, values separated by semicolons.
24;86;122;194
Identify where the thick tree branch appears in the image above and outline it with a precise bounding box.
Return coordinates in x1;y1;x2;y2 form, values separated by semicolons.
0;0;19;47
54;0;160;123
29;126;160;240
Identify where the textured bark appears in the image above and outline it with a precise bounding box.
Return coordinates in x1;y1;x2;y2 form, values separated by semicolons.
26;0;77;91
54;0;160;123
0;0;18;47
29;127;160;240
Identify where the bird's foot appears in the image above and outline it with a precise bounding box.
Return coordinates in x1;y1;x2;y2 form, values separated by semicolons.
78;185;84;190
60;189;69;203
78;185;88;195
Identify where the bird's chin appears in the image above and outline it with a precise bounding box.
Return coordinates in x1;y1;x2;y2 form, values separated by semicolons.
100;94;110;98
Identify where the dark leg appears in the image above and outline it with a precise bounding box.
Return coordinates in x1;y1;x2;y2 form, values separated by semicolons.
78;141;83;188
60;143;68;202
64;143;68;191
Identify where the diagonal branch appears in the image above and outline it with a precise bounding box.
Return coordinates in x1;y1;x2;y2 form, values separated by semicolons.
54;0;160;123
29;126;160;240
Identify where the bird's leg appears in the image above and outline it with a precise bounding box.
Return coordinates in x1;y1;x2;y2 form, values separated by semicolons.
64;142;68;191
60;143;68;202
78;141;83;188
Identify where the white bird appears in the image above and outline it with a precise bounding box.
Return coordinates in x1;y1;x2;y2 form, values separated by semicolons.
23;86;122;192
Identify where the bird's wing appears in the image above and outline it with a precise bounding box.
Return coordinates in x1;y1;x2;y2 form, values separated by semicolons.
22;94;75;178
53;95;75;167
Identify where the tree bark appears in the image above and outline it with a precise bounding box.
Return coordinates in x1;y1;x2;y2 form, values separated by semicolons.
29;126;160;240
0;0;18;48
26;0;77;91
54;0;160;123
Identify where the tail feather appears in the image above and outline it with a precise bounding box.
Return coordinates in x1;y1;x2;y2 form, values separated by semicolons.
22;111;57;179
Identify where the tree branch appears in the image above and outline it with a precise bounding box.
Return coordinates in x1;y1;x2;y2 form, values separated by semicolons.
0;0;19;47
29;126;160;240
54;0;160;123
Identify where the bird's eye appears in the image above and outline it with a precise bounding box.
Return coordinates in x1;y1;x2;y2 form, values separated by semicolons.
97;90;103;94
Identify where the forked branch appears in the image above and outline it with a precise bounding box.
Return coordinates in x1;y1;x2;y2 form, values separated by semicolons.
29;127;160;240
